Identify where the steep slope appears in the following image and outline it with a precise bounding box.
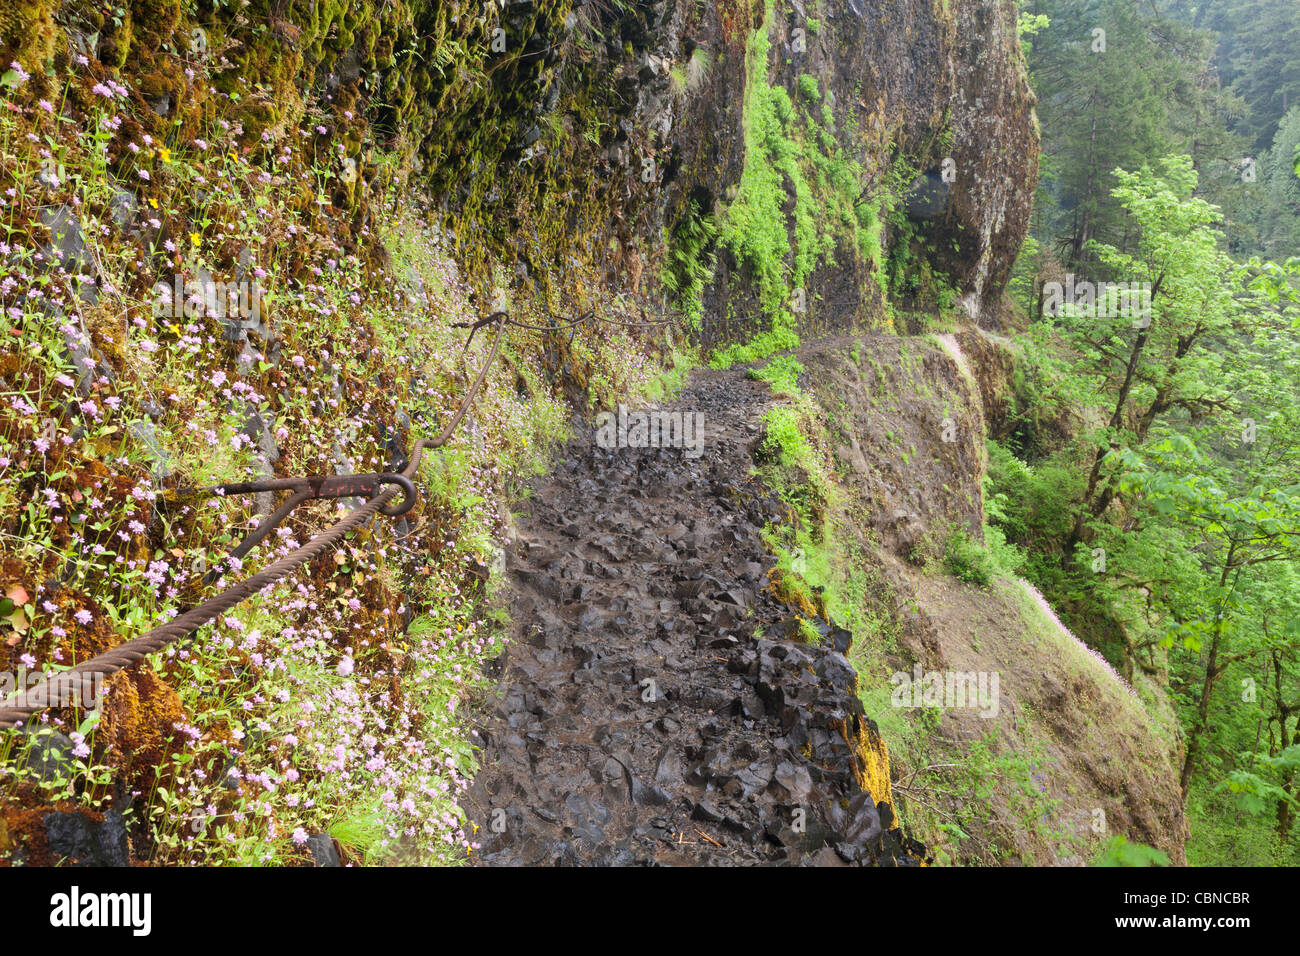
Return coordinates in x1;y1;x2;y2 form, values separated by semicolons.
785;334;1188;865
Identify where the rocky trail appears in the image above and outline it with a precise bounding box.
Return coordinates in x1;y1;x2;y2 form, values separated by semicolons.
466;368;923;866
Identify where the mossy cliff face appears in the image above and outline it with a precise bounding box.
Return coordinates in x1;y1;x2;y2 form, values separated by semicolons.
4;0;1035;343
646;0;1040;345
929;0;1040;325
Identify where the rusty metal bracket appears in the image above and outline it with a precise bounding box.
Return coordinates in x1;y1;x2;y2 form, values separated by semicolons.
180;472;417;583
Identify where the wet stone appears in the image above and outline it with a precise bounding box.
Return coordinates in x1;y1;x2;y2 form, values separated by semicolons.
465;369;922;867
305;833;342;867
16;726;76;785
43;810;129;867
129;419;173;480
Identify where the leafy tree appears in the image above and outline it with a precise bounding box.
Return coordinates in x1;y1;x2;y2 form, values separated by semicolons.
1256;108;1300;260
1218;746;1300;825
1008;154;1300;828
1113;429;1300;799
1024;0;1248;266
1052;157;1239;564
1092;249;1300;804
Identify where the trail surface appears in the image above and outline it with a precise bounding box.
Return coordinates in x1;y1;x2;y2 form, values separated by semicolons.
467;368;921;866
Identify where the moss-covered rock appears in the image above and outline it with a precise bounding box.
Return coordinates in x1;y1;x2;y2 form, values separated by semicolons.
12;0;1034;349
0;0;60;67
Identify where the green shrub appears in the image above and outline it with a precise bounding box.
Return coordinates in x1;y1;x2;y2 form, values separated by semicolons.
943;526;997;586
748;354;803;396
984;520;1027;576
762;406;815;467
1093;836;1170;867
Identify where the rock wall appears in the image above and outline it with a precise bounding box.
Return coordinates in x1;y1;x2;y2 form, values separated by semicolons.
4;0;1037;345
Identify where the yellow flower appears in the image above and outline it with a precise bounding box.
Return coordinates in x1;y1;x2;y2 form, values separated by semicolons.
157;147;171;163
189;232;200;246
148;197;158;209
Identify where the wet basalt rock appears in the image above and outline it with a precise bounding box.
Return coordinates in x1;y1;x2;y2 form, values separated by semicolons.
467;370;924;866
42;810;130;867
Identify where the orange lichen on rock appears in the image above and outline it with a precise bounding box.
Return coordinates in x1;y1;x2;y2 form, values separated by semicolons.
99;667;188;794
853;717;895;812
847;715;929;863
0;803;53;866
765;567;821;622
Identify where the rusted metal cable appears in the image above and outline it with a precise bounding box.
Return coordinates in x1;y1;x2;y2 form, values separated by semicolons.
452;307;674;345
190;473;417;584
0;313;509;728
513;308;676;331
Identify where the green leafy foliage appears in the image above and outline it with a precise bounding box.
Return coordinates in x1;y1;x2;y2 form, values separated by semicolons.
1217;746;1300;816
997;151;1300;863
747;354;804;397
941;526;997;587
1094;836;1171;867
